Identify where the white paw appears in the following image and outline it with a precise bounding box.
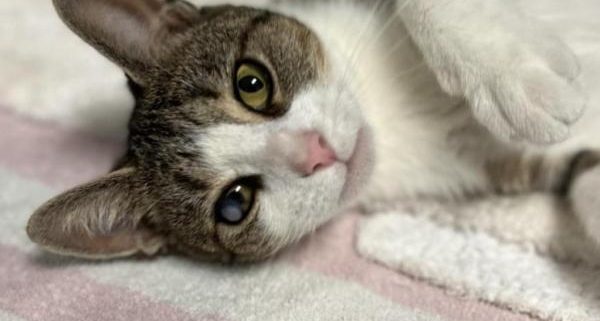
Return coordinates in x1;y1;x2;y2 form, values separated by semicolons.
467;37;586;144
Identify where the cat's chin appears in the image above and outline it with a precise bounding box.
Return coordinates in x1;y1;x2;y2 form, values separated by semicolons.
338;125;375;205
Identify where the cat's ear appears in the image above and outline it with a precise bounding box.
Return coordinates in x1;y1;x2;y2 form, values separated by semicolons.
27;168;165;259
53;0;200;82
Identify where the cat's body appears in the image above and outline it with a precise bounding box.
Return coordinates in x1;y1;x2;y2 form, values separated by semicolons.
274;0;589;201
26;0;600;261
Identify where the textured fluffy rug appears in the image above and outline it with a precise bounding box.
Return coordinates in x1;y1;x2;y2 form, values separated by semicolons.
358;195;600;321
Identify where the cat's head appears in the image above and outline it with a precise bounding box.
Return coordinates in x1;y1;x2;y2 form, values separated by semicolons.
27;0;374;262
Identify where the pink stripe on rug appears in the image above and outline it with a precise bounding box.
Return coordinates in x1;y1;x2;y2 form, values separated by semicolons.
0;108;124;190
285;212;538;321
0;245;223;321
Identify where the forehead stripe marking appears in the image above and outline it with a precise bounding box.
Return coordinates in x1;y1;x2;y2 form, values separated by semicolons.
239;11;273;57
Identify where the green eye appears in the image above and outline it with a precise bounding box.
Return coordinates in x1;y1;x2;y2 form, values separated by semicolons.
235;62;272;111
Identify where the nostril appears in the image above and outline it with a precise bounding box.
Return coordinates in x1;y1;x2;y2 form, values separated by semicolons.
299;131;338;176
318;135;327;148
311;163;324;174
304;160;328;177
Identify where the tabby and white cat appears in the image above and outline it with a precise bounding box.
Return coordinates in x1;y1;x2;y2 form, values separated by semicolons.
27;0;597;262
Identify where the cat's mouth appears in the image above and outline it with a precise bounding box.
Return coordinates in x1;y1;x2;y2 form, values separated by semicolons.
339;126;375;203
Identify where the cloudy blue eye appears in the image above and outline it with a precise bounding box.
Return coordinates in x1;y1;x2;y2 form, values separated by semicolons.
215;178;260;225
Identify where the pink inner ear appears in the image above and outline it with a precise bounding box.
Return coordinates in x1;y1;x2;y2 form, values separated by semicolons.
66;228;165;258
159;1;199;31
25;165;160;260
91;2;155;60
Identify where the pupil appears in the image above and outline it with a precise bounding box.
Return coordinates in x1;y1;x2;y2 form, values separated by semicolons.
239;76;264;93
229;190;245;203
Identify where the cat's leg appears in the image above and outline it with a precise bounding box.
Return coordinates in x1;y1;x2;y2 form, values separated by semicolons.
487;150;600;243
486;150;600;195
396;0;586;144
570;158;600;245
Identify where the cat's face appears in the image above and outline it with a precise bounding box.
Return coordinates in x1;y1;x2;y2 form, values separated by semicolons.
27;0;374;261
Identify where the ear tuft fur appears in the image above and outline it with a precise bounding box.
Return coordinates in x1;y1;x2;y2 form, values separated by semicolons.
52;0;200;82
27;168;164;259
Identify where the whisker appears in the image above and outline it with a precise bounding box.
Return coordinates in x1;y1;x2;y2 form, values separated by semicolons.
330;0;391;128
355;60;427;97
331;0;420;129
333;0;398;114
343;0;418;78
334;0;390;93
354;31;424;95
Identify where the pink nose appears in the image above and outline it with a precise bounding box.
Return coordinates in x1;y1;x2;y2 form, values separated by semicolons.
296;132;337;176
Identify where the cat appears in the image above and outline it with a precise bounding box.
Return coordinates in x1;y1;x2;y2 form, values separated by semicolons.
26;0;598;262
